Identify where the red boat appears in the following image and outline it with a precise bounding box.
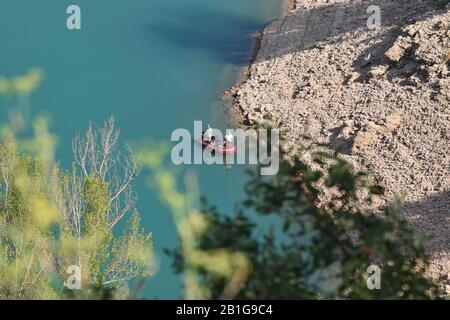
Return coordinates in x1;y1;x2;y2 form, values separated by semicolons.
197;139;237;154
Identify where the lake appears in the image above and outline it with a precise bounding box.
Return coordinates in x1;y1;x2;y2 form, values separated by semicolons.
0;0;283;298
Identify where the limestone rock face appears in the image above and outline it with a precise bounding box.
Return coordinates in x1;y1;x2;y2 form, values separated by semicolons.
233;0;450;286
385;36;413;63
351;113;402;152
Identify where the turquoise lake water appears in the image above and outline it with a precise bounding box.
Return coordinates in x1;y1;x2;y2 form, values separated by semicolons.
0;0;282;298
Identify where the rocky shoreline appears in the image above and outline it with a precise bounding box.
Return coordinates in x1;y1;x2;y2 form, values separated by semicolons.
230;0;450;289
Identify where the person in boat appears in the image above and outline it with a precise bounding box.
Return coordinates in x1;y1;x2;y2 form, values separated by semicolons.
223;131;234;149
210;136;216;146
203;124;213;142
224;131;234;146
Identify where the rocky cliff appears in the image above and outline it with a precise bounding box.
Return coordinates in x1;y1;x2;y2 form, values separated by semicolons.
233;0;450;288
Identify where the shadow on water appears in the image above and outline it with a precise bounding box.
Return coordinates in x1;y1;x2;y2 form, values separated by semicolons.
147;5;272;65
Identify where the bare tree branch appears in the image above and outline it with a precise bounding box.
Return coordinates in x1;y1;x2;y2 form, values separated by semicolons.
66;117;140;231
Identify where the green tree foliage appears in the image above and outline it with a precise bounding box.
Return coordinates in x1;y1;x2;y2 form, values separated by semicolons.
83;176;111;234
163;142;442;299
0;119;152;299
